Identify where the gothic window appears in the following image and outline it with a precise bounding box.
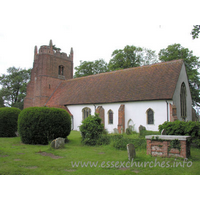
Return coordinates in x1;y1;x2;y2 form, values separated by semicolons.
58;65;64;75
180;82;187;120
108;110;113;124
82;107;91;120
147;108;154;124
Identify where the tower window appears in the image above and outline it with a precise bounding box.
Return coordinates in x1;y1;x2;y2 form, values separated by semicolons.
58;65;64;75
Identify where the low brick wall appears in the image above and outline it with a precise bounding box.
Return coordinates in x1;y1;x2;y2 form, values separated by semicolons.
145;135;191;158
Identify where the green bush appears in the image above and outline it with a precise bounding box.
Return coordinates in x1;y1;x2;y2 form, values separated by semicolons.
96;135;111;145
80;113;104;146
159;121;200;147
18;107;71;145
139;130;160;138
0;107;21;137
110;134;146;150
125;127;138;135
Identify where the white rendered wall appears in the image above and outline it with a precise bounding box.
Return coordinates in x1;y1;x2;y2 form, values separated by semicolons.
67;100;171;133
173;64;192;121
124;101;172;132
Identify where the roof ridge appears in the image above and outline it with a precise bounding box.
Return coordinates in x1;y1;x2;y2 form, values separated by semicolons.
68;59;184;82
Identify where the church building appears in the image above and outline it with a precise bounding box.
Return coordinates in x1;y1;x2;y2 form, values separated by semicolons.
24;40;193;133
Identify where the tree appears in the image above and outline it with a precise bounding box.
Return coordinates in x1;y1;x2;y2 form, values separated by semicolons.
74;59;109;78
52;45;61;51
191;25;200;39
0;92;4;107
0;67;31;110
158;43;200;106
108;45;158;71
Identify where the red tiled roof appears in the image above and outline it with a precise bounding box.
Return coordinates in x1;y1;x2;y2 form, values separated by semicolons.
46;60;184;106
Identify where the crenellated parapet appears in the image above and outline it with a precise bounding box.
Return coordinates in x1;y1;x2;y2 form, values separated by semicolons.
34;40;73;61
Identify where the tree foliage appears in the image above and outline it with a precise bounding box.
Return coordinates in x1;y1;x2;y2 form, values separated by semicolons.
52;45;61;51
0;67;31;109
0;107;21;137
191;25;200;39
158;43;200;106
80;113;104;146
108;45;158;71
0;92;4;107
18;107;71;145
74;59;109;78
74;45;158;77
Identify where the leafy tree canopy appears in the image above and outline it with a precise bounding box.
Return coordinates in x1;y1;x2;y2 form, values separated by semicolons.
0;67;31;110
158;43;200;106
108;45;158;71
191;25;200;39
52;45;61;51
74;59;109;78
0;92;4;107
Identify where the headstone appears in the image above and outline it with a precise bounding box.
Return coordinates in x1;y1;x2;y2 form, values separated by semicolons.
127;144;136;160
113;128;119;134
50;140;56;148
15;132;19;137
50;137;65;149
139;125;146;133
161;129;167;135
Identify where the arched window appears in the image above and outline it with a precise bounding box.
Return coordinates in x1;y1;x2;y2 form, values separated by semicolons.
108;110;113;124
147;108;154;124
82;107;91;120
180;82;187;120
58;65;64;75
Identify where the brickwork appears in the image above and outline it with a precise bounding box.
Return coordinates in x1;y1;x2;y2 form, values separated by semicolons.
118;104;125;133
24;40;73;108
146;135;191;158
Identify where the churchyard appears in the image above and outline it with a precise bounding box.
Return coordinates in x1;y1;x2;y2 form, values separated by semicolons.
0;130;200;175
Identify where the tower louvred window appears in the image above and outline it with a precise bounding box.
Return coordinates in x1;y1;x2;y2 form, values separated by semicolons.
59;65;64;75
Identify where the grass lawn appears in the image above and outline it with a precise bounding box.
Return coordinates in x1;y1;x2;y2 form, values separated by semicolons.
0;130;200;175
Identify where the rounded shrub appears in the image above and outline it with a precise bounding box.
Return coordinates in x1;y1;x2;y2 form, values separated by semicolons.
0;107;21;137
80;113;104;146
18;107;71;145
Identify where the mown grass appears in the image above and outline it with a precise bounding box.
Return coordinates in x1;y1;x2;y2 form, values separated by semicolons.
0;131;200;175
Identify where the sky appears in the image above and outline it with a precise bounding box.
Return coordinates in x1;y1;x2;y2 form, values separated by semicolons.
0;0;200;77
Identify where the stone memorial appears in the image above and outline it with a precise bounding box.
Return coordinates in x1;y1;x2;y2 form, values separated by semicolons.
139;125;146;133
161;129;167;135
127;144;136;160
50;137;65;149
113;128;119;134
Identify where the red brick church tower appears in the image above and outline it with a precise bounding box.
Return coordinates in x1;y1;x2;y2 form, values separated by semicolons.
24;40;73;108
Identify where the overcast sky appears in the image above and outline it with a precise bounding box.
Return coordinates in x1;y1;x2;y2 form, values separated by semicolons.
0;0;199;76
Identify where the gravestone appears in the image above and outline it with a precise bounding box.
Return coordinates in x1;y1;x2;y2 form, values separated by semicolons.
161;129;167;135
50;137;65;149
139;125;146;133
127;144;136;160
15;132;19;137
113;128;119;134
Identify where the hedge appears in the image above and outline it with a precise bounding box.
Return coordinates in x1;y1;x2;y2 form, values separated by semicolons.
0;107;21;137
18;107;71;145
159;121;200;147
